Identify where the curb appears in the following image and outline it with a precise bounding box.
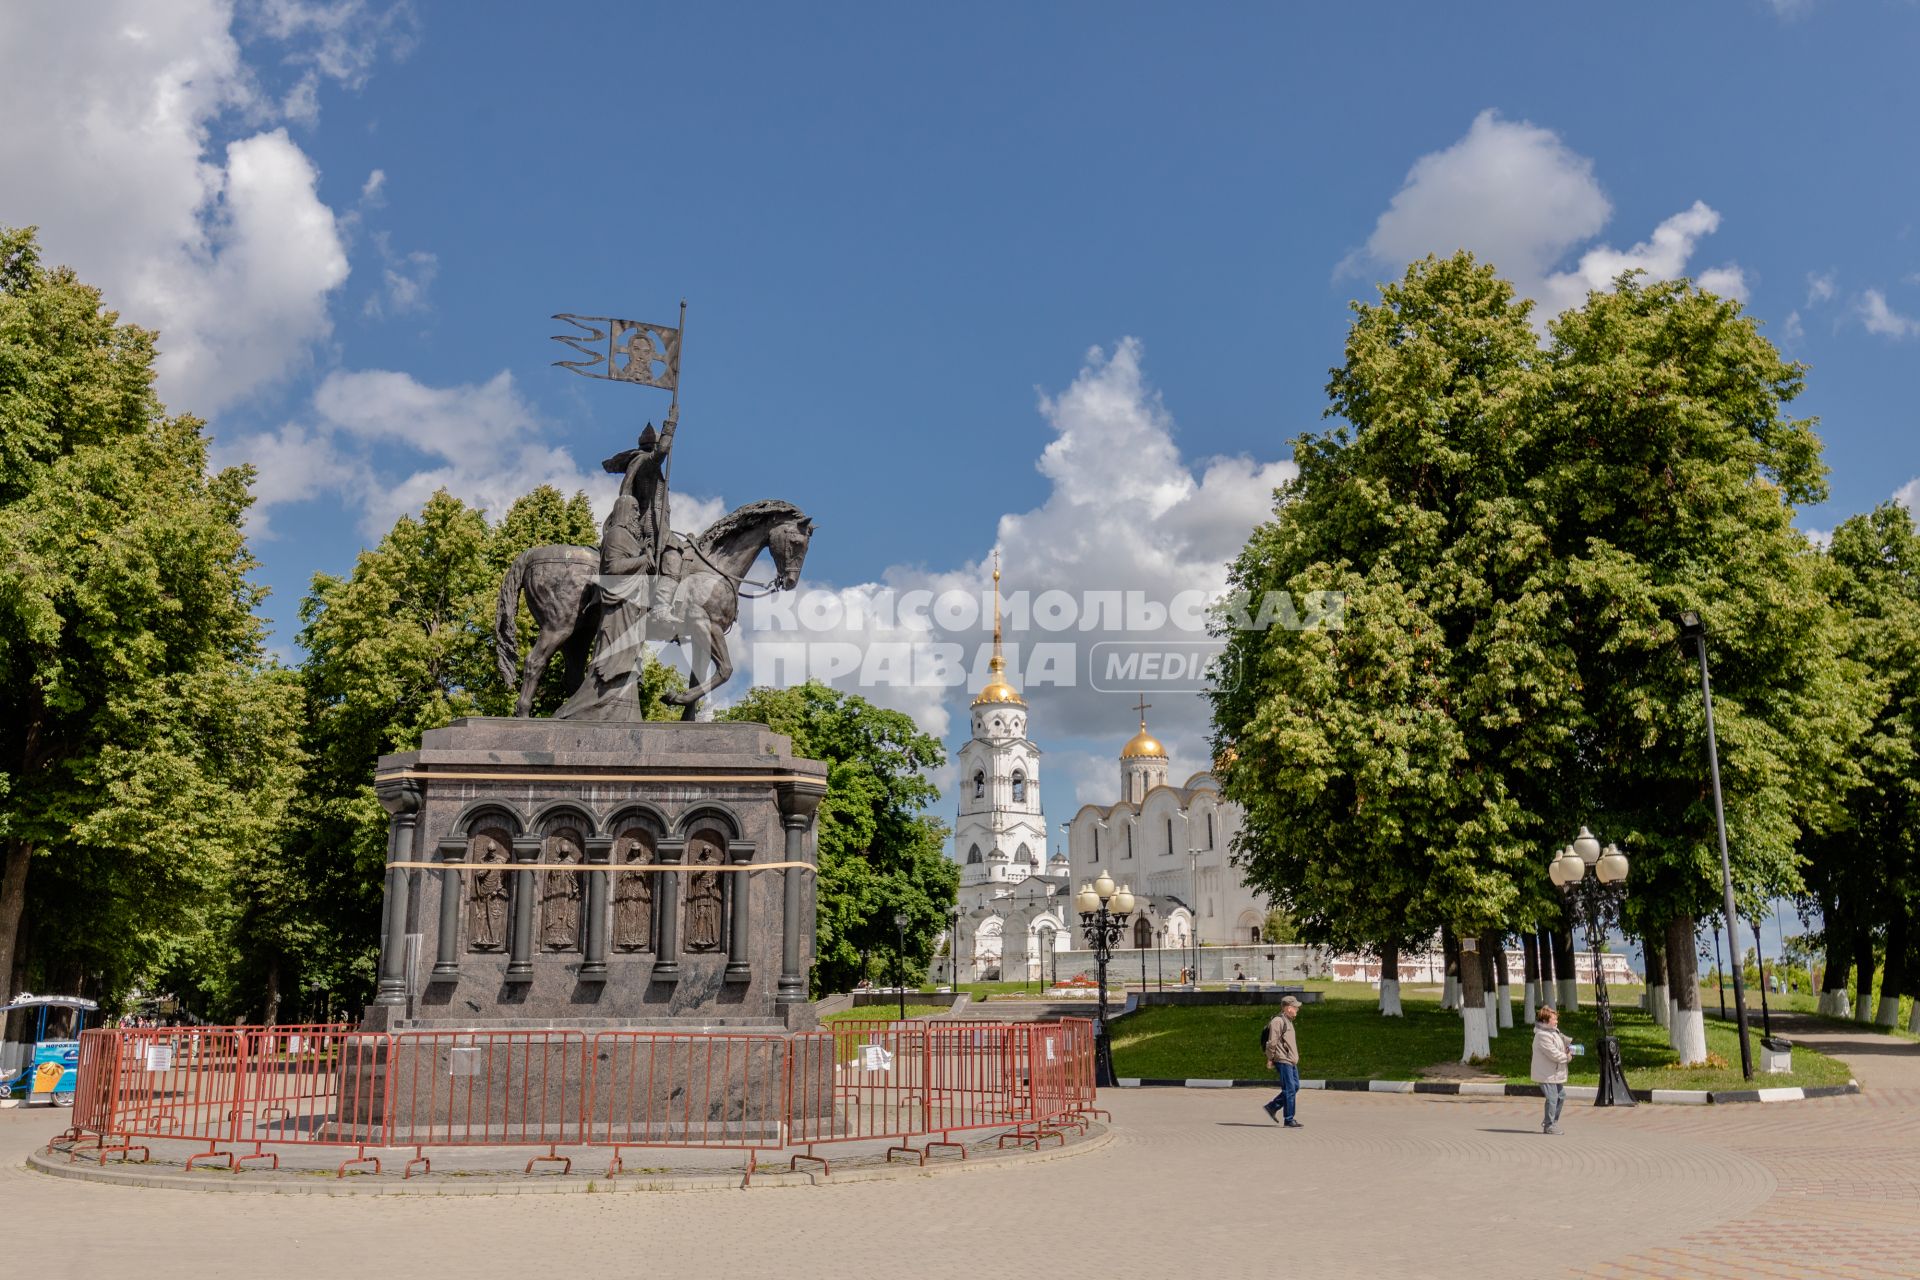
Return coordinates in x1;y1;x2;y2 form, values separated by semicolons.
1115;1077;1863;1105
25;1124;1112;1196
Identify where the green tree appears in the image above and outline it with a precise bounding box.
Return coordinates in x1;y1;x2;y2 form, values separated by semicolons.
0;227;299;1002
1808;503;1920;1028
1213;253;1564;1059
719;682;955;994
1541;276;1864;1060
1213;257;1861;1062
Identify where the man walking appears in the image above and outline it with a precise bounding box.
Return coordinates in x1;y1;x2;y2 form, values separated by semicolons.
1262;994;1303;1127
1532;1005;1573;1134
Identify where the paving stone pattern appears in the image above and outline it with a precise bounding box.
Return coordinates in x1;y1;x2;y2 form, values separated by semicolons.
3;1011;1915;1279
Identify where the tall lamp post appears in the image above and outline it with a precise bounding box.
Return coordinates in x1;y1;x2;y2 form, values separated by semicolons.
1076;871;1135;1088
949;905;964;992
1549;829;1636;1108
892;911;908;1022
1678;611;1755;1081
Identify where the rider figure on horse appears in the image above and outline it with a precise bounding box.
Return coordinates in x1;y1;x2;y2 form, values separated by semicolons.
600;415;681;627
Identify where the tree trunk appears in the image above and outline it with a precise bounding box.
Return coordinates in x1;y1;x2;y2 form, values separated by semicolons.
1853;929;1877;1022
1536;926;1555;1011
1480;938;1500;1039
1645;934;1670;1030
1441;926;1460;1010
1554;928;1579;1010
263;958;282;1026
1379;945;1402;1016
1876;905;1906;1028
0;840;31;1003
1458;930;1490;1061
1493;936;1513;1029
1667;915;1708;1065
1819;920;1849;1017
1521;932;1539;1025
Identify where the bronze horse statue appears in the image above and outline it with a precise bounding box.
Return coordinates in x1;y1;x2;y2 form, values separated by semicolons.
496;498;813;720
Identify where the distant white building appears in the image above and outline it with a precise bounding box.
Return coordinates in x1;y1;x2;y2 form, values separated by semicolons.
1065;706;1267;953
947;561;1072;982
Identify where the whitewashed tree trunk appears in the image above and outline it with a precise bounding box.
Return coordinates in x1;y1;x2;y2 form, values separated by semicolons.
1484;989;1499;1039
1461;1004;1490;1061
1831;990;1852;1018
1558;977;1578;1011
1650;981;1670;1028
1671;1007;1708;1066
1522;978;1536;1027
1877;995;1902;1027
1442;976;1459;1010
1496;981;1513;1029
1379;978;1403;1017
1908;999;1919;1035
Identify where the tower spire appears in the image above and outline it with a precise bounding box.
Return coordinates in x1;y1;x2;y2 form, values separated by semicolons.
991;551;1004;674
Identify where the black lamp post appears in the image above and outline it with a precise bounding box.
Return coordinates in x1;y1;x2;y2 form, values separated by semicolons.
892;910;908;1022
1679;610;1755;1080
949;906;963;992
1549;829;1636;1108
1076;870;1135;1088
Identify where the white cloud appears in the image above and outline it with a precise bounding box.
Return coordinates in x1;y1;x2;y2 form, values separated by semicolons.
1858;289;1920;339
1352;110;1744;323
0;3;359;417
1807;271;1837;305
224;366;727;540
245;0;420;126
1783;310;1804;342
1895;479;1920;511
719;339;1294;806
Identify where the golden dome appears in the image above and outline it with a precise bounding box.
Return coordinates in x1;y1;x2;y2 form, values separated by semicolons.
1121;722;1167;759
972;662;1026;707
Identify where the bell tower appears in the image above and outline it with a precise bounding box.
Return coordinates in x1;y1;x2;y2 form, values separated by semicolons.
954;555;1046;913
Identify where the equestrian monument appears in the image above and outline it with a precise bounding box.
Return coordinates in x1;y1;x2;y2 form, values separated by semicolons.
362;304;828;1033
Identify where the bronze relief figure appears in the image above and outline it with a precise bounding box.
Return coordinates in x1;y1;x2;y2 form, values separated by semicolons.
684;834;725;952
467;828;511;953
541;829;585;951
612;828;654;952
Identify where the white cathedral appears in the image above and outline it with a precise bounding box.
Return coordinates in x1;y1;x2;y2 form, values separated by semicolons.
946;563;1265;984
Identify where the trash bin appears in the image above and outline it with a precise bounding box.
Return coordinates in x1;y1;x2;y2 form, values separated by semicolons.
1759;1036;1792;1074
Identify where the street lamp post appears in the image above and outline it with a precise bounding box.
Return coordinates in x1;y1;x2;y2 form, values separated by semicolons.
1679;610;1755;1081
892;911;908;1022
949;906;964;992
1549;829;1636;1108
1076;871;1135;1088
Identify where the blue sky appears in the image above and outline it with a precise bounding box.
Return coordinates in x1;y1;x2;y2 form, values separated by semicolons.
4;1;1919;820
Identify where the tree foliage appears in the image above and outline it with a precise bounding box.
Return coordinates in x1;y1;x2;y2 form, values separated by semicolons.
1214;255;1862;1031
0;226;300;1001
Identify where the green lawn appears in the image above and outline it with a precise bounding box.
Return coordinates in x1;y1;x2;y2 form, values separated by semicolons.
1109;982;1854;1091
1692;984;1919;1040
822;1004;948;1023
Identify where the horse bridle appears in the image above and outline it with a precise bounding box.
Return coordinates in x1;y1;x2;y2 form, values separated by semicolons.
681;532;785;600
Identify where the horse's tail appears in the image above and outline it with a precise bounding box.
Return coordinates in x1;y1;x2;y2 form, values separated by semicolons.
495;549;531;690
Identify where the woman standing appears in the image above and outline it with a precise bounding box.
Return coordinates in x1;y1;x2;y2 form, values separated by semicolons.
1532;1005;1574;1134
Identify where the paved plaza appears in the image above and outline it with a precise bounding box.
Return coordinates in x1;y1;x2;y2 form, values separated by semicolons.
4;1015;1916;1280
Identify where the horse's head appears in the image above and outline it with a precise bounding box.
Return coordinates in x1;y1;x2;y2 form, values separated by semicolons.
767;514;814;591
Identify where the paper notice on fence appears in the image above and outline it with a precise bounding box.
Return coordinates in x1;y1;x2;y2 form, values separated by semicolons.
857;1045;894;1073
144;1044;175;1072
1045;1036;1057;1062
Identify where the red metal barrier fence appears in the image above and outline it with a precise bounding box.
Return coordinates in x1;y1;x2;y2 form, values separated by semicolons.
58;1018;1096;1182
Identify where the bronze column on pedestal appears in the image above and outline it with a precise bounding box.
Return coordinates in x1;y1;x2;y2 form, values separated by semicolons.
726;842;755;982
582;836;612;979
653;838;684;981
776;784;825;1006
433;836;464;977
374;779;422;1007
507;836;541;982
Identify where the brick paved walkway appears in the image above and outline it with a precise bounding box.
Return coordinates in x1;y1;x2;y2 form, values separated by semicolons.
4;1020;1916;1280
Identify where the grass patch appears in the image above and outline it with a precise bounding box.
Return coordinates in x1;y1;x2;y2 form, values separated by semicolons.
822;1005;948;1024
1109;982;1855;1091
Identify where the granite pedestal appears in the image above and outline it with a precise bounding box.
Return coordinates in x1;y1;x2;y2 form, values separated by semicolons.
355;717;830;1137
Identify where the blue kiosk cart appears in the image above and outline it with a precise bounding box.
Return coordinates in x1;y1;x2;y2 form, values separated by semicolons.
0;994;98;1107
